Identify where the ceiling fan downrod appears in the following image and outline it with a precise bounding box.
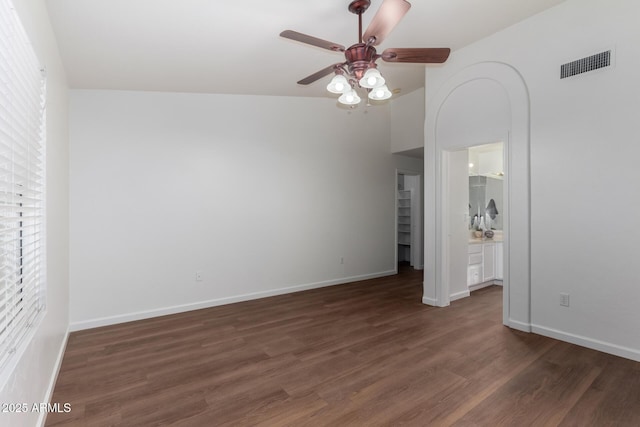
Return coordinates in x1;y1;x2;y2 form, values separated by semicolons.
348;0;371;43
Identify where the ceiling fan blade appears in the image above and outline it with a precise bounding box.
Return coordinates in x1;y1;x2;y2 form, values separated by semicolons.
280;30;345;52
362;0;411;46
382;47;451;63
297;63;344;85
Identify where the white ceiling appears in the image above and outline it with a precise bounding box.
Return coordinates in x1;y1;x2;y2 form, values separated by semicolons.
46;0;566;99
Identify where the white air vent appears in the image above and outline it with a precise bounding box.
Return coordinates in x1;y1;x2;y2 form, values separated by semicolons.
561;50;611;79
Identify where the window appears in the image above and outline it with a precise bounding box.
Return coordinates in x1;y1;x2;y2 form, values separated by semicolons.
0;0;46;373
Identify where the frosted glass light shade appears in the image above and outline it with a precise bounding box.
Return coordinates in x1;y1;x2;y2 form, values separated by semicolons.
338;89;361;105
327;75;349;94
359;68;385;89
368;85;392;101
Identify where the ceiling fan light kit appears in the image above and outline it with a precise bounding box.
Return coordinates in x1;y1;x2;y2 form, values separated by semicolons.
280;0;450;108
338;89;362;106
368;84;392;101
359;67;385;89
327;74;350;94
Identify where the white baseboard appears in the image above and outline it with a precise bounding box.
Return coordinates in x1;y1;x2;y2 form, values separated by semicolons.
468;282;491;292
450;290;470;302
469;280;502;292
508;318;532;332
38;327;69;427
422;296;438;306
70;270;396;331
532;324;640;362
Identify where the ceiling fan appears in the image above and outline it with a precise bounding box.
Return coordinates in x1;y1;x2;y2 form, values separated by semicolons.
280;0;450;106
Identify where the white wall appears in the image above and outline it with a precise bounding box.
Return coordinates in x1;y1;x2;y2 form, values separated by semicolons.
0;0;70;426
394;155;423;174
477;150;503;176
446;150;471;301
391;88;425;153
425;0;640;360
69;91;401;329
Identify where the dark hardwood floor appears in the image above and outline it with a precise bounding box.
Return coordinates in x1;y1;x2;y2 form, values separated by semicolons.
47;265;640;426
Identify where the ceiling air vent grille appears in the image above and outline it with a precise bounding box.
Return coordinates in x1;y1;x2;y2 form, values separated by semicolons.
561;50;611;79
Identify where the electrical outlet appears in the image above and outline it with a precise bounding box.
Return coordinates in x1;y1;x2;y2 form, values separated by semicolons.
340;257;344;264
195;271;203;282
560;292;570;307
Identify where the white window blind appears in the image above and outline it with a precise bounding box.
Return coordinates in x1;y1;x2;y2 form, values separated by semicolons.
0;0;46;372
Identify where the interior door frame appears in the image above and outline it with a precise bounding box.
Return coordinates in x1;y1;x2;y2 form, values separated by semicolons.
439;139;509;324
395;169;423;271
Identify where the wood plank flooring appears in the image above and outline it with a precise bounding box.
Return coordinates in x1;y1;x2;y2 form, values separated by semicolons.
47;265;640;426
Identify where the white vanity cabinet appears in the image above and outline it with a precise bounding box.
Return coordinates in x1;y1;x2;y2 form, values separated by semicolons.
495;242;503;280
468;240;502;289
482;243;495;282
467;244;482;286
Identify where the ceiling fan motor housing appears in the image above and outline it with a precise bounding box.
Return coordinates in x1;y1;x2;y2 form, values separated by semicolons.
345;43;377;82
348;0;371;15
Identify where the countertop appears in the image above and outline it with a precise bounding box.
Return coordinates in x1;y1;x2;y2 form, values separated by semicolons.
469;233;503;244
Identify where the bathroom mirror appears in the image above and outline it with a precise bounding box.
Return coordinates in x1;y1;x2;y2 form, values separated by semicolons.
469;176;503;230
468;142;504;230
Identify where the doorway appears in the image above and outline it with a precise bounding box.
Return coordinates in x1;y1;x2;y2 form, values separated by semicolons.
442;142;505;303
423;62;531;331
396;171;423;270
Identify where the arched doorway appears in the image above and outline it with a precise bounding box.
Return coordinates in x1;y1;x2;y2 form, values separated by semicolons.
423;62;532;332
